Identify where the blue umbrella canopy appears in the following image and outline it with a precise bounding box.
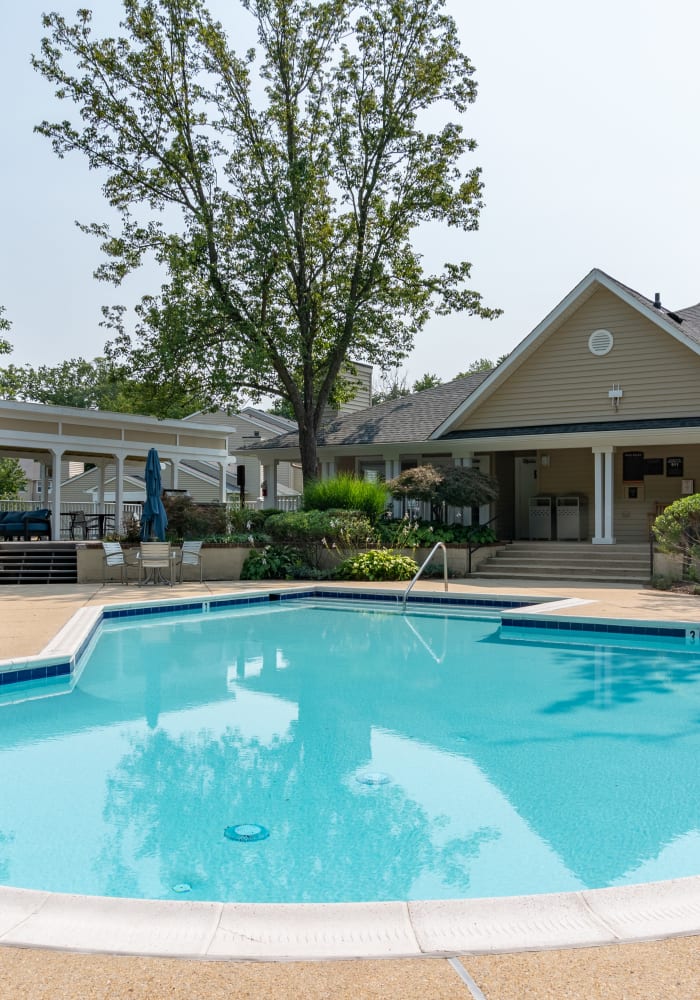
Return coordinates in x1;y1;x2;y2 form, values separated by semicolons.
140;448;168;541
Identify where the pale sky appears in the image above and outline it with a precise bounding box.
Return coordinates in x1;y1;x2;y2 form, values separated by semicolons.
1;0;699;387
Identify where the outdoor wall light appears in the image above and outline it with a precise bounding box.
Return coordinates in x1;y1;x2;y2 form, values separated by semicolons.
608;384;623;410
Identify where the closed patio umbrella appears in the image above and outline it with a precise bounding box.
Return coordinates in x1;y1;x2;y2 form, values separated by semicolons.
140;448;168;541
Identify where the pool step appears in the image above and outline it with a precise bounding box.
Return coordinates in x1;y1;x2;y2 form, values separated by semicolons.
0;543;78;585
471;542;650;584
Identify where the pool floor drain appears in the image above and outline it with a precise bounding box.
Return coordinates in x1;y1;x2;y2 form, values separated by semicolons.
356;771;390;786
172;883;192;893
224;823;270;843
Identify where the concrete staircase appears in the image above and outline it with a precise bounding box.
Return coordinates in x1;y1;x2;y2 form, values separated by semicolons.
471;541;650;585
0;543;78;585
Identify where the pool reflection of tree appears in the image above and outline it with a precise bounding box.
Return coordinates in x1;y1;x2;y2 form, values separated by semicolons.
97;722;497;903
534;642;700;716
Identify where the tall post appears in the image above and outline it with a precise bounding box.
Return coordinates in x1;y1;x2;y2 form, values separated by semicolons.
49;447;63;540
592;446;615;544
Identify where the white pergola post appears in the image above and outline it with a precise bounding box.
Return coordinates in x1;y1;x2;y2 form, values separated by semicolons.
113;452;126;536
592;446;616;544
96;462;106;514
49;447;63;540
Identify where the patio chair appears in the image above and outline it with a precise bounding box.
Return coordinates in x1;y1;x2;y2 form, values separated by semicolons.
178;540;204;583
138;541;176;586
102;541;131;584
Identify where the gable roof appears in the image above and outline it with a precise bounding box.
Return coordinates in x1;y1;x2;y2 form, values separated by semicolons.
432;268;700;439
250;370;492;451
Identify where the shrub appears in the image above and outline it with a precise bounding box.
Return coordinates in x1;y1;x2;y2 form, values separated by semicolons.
162;495;228;541
303;475;389;523
387;464;498;509
265;509;376;568
335;549;418;581
653;494;700;579
240;545;303;580
226;506;272;535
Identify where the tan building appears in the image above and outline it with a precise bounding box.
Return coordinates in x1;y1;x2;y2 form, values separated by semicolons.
250;269;700;546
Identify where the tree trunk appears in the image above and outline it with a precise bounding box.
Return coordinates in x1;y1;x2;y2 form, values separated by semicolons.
297;423;320;486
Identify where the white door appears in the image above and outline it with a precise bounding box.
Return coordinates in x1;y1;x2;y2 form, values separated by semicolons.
514;456;539;539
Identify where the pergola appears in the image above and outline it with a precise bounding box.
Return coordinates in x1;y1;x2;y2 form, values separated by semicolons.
0;400;233;540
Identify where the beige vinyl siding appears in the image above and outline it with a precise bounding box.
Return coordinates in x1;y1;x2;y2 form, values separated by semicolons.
455;289;700;431
0;416;59;435
61;423;121;440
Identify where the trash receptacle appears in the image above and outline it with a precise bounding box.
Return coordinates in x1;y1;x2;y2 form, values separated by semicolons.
555;496;587;540
529;496;553;540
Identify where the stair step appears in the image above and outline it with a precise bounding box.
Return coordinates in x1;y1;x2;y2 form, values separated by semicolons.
472;542;650;584
0;543;78;584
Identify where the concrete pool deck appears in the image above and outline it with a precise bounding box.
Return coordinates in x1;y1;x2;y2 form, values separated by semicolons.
1;577;699;998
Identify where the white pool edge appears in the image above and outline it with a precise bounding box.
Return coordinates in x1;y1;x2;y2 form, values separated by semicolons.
1;877;699;959
1;586;699;959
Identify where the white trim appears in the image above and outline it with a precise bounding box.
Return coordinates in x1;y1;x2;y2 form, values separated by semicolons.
431;268;700;440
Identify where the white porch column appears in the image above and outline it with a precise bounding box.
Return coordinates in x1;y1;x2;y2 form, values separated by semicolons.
97;462;106;513
262;461;278;509
384;459;401;518
49;447;63;540
40;461;49;507
218;459;228;503
113;452;126;536
171;460;180;491
592;446;615;544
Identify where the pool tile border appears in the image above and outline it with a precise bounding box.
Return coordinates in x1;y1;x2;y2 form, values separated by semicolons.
1;585;698;690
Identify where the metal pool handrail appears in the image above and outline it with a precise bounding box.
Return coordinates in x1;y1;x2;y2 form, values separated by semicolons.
401;541;448;610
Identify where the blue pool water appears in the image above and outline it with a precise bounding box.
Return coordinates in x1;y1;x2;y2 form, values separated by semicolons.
1;599;699;904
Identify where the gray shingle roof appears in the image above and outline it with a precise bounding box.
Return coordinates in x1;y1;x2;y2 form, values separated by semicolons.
598;269;700;344
252;370;492;450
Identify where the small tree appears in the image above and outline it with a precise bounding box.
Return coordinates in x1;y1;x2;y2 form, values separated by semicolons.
0;459;28;500
388;463;498;515
653;495;700;580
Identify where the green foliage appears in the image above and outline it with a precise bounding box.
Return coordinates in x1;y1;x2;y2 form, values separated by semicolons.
240;545;304;581
0;458;27;499
335;549;418;582
303;475;389;523
226;506;274;537
377;517;496;547
33;0;499;482
388;464;498;508
162;494;227;540
0;306;11;355
371;370;443;405
0;350;206;417
653;494;700;580
266;509;376;569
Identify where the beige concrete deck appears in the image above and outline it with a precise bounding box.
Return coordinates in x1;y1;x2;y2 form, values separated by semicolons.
1;577;699;998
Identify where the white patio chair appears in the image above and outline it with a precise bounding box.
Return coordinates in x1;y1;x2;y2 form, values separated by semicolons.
102;541;130;585
178;540;204;583
138;541;176;586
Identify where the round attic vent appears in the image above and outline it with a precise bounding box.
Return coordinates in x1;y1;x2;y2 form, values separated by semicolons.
588;329;614;356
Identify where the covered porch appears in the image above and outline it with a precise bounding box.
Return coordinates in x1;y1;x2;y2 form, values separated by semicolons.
0;400;234;541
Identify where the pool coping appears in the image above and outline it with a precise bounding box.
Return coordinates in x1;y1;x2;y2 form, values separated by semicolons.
1;585;699;959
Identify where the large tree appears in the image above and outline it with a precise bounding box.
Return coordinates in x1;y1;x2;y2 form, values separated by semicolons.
0;351;206;417
34;0;499;481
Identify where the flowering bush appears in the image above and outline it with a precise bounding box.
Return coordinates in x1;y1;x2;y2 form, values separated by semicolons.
335;549;418;581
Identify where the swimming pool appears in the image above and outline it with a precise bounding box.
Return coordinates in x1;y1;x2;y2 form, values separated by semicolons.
1;591;699;909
